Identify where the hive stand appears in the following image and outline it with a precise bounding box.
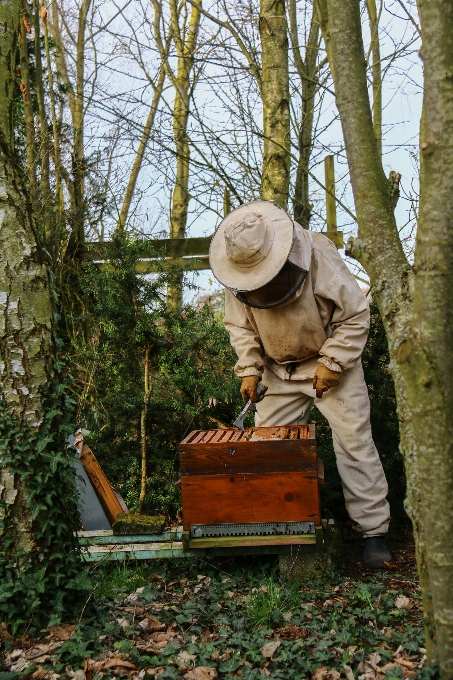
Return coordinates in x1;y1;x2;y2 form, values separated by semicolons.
79;425;329;578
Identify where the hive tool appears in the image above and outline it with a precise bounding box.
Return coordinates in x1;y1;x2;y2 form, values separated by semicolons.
233;382;268;431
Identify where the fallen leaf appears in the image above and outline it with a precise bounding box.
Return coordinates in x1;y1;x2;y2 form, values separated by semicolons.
26;643;61;660
176;650;196;667
183;667;218;680
211;648;233;662
383;561;398;570
262;639;281;659
0;623;12;642
147;616;166;632
31;668;48;679
312;666;328;680
49;625;76;641
395;659;415;670
343;665;355;680
269;625;309;640
358;652;382;680
98;658;137;671
395;595;410;610
260;662;271;677
84;657;93;680
65;669;85;680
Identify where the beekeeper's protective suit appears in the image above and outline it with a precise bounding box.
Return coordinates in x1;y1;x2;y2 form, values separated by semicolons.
209;200;392;569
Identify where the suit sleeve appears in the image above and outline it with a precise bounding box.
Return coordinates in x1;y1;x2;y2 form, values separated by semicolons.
314;247;370;370
223;290;265;378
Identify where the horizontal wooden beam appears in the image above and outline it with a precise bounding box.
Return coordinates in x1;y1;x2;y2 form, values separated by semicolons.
84;236;212;262
82;540;319;561
188;533;316;549
91;256;211;274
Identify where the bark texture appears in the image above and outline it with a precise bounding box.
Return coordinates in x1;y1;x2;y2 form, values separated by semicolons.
0;0;54;552
289;2;320;227
152;0;200;308
259;0;290;208
412;0;453;671
320;0;438;661
366;0;382;157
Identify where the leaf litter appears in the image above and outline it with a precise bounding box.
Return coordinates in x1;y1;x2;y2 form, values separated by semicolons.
0;535;436;680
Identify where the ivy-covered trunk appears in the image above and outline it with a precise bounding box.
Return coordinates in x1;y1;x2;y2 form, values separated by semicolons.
0;0;83;630
319;0;453;671
259;0;290;209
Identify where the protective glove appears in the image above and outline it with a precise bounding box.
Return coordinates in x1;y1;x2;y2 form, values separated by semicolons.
312;364;342;398
240;376;260;404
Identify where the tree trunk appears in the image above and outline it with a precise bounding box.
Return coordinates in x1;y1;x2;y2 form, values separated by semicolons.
32;0;52;245
410;0;453;671
319;0;438;661
18;5;38;212
116;67;166;232
366;0;382;157
137;346;151;514
259;0;290;209
289;1;320;227
166;0;200;309
0;0;82;628
42;0;63;263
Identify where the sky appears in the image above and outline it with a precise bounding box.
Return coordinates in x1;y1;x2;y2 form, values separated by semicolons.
79;0;422;303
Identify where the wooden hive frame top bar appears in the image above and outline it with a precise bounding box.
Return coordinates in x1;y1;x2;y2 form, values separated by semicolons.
180;424;314;445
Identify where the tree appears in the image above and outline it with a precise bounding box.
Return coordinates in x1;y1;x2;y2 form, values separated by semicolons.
316;0;453;671
0;0;82;629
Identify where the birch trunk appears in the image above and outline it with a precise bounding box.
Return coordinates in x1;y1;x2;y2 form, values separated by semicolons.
259;0;290;208
323;0;453;669
0;0;54;554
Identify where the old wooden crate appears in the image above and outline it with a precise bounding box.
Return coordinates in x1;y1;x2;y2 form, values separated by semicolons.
179;424;323;549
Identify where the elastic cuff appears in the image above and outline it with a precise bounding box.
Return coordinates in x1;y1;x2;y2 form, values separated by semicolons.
237;369;262;379
318;356;343;373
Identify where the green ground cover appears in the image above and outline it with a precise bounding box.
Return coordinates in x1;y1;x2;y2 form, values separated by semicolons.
0;536;438;680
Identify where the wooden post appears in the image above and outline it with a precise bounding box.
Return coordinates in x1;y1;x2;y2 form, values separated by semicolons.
223;187;231;217
324;155;344;249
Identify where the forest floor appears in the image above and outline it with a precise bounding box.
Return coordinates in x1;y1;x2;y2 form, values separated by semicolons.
0;532;438;680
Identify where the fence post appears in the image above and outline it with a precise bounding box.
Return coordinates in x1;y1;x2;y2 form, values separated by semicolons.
324;155;344;249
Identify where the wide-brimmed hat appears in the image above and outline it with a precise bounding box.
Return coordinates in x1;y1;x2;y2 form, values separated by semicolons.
209;201;294;291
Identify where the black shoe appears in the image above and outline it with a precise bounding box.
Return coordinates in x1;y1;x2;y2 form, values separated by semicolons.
363;536;392;569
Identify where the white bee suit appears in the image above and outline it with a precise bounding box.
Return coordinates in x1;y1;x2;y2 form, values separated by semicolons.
223;226;390;537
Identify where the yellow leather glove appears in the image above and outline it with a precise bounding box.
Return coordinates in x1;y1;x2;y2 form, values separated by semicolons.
312;364;342;398
240;376;260;404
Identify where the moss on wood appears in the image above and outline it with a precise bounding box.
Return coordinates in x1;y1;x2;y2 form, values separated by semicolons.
112;513;166;535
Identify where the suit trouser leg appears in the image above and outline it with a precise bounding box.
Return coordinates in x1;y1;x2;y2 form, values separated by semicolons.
255;362;390;537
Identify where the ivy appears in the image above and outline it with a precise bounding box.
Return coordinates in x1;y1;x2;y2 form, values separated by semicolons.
0;377;90;633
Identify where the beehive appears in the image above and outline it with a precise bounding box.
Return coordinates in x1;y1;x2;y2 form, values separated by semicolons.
179;424;322;546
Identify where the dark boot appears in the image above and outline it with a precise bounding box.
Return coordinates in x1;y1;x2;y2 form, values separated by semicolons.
363;536;392;569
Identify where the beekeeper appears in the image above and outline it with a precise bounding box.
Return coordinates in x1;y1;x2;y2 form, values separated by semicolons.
209;200;392;569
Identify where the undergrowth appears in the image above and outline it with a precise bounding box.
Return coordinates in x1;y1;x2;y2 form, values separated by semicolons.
0;540;439;679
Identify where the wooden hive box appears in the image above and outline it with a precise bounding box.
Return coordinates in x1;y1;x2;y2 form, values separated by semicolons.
179;424;322;548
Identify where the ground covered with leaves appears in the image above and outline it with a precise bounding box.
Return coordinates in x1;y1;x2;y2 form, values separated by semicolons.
0;536;437;680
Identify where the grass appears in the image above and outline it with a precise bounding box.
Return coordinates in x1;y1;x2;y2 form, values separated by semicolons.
0;537;440;680
247;574;301;628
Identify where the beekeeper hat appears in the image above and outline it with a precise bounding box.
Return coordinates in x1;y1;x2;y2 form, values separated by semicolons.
209;200;294;292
